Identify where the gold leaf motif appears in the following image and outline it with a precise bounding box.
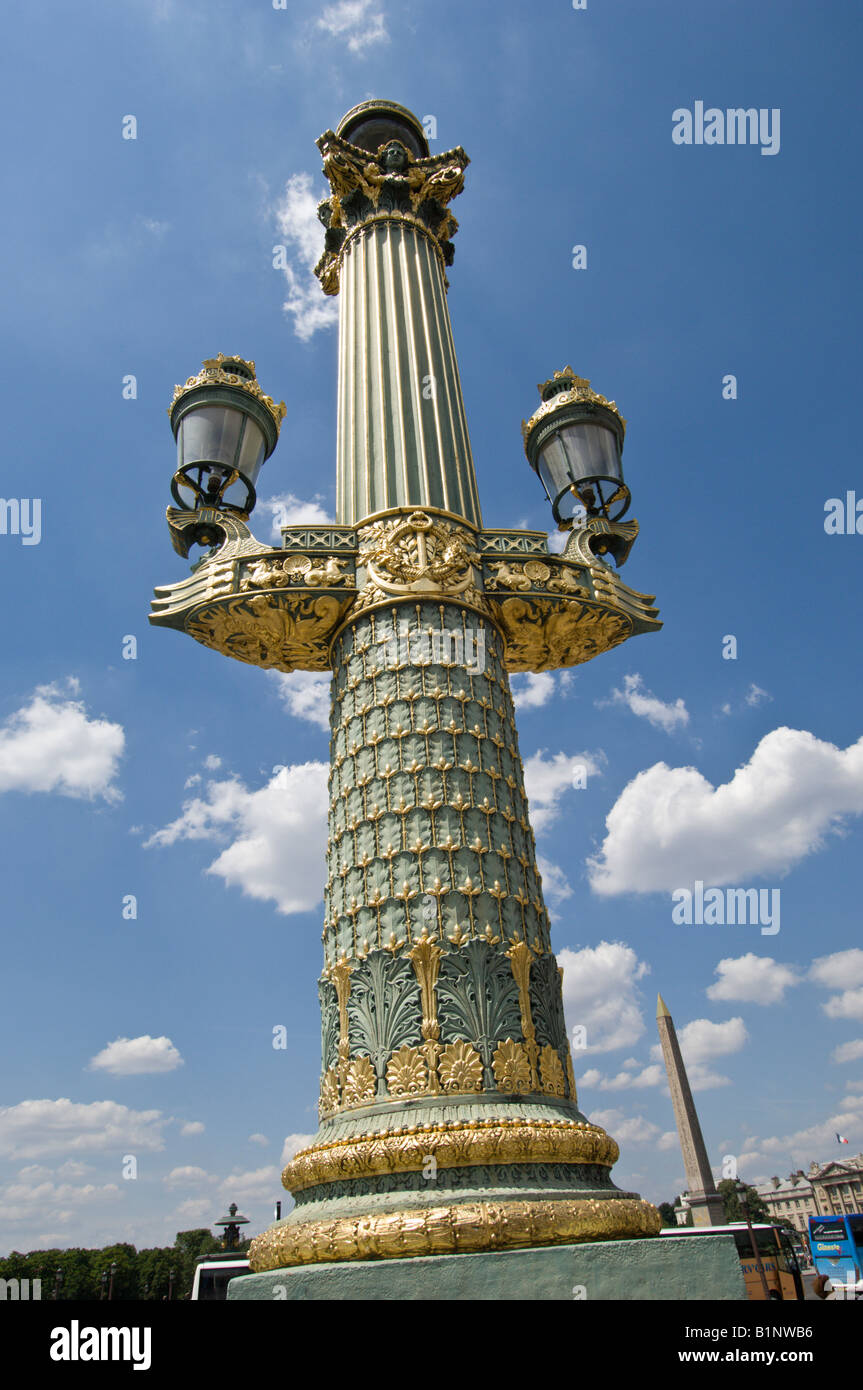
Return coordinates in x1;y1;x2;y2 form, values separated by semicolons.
342;1055;376;1107
319;1068;340;1117
437;1039;483;1093
539;1045;566;1097
492;1038;532;1094
385;1045;429;1097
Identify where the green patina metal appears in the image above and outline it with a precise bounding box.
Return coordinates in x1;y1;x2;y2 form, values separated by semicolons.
229;1235;747;1302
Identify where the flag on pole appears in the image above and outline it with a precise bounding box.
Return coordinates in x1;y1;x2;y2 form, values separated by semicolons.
837;1133;849;1144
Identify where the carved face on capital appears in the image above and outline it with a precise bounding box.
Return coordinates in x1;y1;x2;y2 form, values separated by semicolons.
380;140;409;172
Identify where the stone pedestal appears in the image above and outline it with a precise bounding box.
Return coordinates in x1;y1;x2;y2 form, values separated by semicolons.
228;1234;745;1301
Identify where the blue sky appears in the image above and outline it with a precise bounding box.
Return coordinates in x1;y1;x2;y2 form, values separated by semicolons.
2;0;863;1255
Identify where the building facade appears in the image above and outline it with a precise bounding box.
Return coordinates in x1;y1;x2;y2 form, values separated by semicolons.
755;1153;863;1240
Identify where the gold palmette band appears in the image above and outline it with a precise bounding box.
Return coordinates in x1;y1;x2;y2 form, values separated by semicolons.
249;1197;661;1271
283;1119;619;1195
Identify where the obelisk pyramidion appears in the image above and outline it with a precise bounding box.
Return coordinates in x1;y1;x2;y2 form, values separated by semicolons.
657;994;725;1227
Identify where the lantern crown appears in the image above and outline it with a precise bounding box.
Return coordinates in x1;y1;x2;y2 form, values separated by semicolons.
169;354;286;435
522;366;626;445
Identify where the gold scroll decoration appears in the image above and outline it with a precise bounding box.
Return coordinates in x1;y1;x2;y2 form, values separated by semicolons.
250;1196;662;1271
282;1118;619;1195
185;592;350;672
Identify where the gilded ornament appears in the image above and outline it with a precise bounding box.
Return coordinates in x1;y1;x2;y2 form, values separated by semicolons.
319;1069;340;1117
539;1044;566;1097
521;366;625;445
385;1045;429;1097
169;353;287;433
282;1117;619;1194
492;1038;532;1094
343;1055;376;1107
437;1039;483;1093
249;1196;661;1271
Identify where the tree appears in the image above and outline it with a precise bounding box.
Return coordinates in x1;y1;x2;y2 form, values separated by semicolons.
173;1228;222;1299
657;1201;678;1228
717;1179;769;1223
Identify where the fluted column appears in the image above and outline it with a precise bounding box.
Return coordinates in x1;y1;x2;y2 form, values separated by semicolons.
336;220;481;527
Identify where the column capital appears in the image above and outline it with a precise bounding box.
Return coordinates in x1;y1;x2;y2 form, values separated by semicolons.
314;130;469;295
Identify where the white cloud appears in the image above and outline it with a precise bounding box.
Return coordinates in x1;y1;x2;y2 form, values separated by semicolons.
203;754;222;771
576;1063;664;1092
523;749;604;833
173;1197;213;1222
824;990;863;1023
657;1131;678;1151
180;1121;205;1136
811;952;863;1025
316;0;388;52
578;1068;603;1088
755;1111;863;1159
559;942;649;1054
249;1133;269;1147
676;1016;748;1064
164;1166;216;1188
832;1040;863;1065
810;949;863;991
601;673;689;733
274;174;339;340
219;1167;281;1202
663;1016;747;1089
0;1172;121;1228
271;672;331;731
706;954;801;1005
259;492;334;543
88;1036;183;1076
0;1100;168;1160
281;1133;315;1166
547;530;568;555
746;684;772;707
588;727;863;896
511;673;556;710
145;764;329;915
535;856;572;908
586;1107;661;1145
0;681;123;802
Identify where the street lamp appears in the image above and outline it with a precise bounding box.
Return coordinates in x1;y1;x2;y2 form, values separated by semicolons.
215;1202;249;1251
53;1266;63;1300
735;1179;771;1300
168;1267;175;1301
523;366;630;531
335;98;429;158
168;354;286;551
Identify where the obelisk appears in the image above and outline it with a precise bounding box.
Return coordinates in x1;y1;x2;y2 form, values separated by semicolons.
657;994;726;1227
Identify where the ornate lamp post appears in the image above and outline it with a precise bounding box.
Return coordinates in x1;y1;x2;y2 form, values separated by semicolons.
149;99;740;1300
215;1203;249;1251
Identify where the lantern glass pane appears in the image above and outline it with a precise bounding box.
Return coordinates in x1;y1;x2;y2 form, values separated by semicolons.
178;406;244;471
236;417;267;486
556;422;622;485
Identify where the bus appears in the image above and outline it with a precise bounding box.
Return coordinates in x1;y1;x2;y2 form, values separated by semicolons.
660;1223;804;1301
190;1256;251;1301
808;1214;863;1286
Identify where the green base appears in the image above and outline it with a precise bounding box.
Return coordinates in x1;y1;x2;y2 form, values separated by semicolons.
227;1235;745;1301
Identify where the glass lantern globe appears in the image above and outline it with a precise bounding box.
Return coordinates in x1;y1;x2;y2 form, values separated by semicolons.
336;100;429;159
523;370;630;527
168;356;285;519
